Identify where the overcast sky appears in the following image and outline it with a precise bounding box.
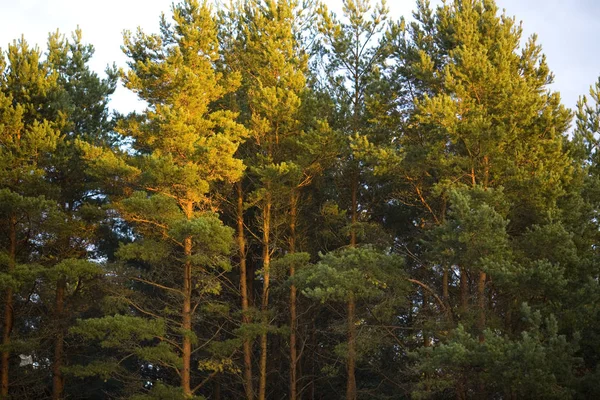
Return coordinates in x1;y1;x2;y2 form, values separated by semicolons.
1;0;598;114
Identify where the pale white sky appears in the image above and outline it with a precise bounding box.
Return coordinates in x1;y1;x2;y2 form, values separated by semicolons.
1;0;598;114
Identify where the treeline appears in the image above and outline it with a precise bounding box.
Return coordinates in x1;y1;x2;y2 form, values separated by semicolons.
1;0;600;399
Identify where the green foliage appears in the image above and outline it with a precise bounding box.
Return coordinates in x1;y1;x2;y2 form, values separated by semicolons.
70;315;167;347
575;77;600;169
430;186;510;269
46;258;103;282
63;360;124;380
120;0;246;198
129;383;204;400
300;246;405;303
414;305;579;399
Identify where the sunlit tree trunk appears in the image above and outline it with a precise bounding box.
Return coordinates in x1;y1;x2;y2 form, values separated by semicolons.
237;182;254;400
258;190;271;400
289;190;299;400
182;201;193;397
346;168;359;400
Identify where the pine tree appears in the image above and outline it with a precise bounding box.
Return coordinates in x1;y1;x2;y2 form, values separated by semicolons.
75;1;246;397
297;246;407;397
315;1;392;397
230;1;308;398
380;0;575;396
0;38;63;398
41;29;117;399
567;76;600;396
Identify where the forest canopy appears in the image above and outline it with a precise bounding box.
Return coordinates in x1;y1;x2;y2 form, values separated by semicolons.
2;0;600;399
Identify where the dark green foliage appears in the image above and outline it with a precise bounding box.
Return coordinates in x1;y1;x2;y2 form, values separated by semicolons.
414;305;578;399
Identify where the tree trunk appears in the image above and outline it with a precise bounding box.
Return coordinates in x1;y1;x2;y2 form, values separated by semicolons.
213;380;221;400
346;293;357;400
422;292;431;393
258;191;271;400
479;155;489;341
289;274;298;400
345;57;362;400
289;190;299;400
182;202;193;397
477;271;486;343
459;266;468;314
52;277;66;400
350;172;358;248
1;215;16;398
346;173;359;400
237;182;254;400
248;261;255;307
423;291;430;347
483;155;490;189
309;318;316;400
443;267;450;307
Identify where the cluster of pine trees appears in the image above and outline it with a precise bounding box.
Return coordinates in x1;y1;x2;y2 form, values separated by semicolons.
2;0;600;398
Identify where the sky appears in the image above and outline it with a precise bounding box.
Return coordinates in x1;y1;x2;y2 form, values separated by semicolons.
1;0;599;114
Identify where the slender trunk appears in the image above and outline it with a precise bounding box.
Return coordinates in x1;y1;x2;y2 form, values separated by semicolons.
345;171;359;400
237;182;254;400
483;155;489;189
477;271;486;343
476;272;487;400
442;267;449;304
423;291;430;347
182;202;193;397
289;275;298;400
248;266;255;307
480;155;489;341
309;318;316;400
213;380;221;400
350;171;358;248
422;292;431;393
258;191;271;400
346;293;357;400
345;58;362;400
442;267;454;323
289;190;299;400
459;266;468;313
52;277;66;400
1;215;16;398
